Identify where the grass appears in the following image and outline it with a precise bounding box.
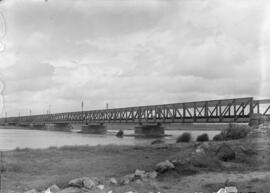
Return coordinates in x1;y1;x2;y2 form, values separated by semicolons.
176;132;191;143
196;133;209;142
2;125;268;192
3;145;185;191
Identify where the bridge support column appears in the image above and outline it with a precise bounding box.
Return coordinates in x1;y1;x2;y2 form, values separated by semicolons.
17;123;30;127
135;123;164;137
81;123;107;134
51;123;72;132
31;123;46;130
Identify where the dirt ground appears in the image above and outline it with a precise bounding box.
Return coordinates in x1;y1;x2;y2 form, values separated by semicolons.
2;133;270;193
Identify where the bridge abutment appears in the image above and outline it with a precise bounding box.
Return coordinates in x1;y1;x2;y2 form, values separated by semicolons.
135;123;164;137
81;123;107;134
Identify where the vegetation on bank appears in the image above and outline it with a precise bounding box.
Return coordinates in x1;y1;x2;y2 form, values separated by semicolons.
176;132;191;142
175;123;251;143
196;133;209;142
5;135;270;193
213;123;251;141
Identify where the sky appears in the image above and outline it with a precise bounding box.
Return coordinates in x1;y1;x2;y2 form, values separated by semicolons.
0;0;270;117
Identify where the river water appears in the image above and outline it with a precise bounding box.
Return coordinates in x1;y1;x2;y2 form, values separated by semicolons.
0;126;220;150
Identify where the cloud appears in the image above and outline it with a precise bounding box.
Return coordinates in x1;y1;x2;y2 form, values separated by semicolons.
0;79;4;114
0;0;269;116
2;62;55;94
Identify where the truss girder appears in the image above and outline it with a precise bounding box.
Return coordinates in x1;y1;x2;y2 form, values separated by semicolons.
1;97;270;125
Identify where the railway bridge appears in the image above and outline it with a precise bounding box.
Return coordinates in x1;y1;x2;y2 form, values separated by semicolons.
0;97;269;137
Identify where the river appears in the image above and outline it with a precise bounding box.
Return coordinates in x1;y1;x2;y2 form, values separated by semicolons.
0;126;220;150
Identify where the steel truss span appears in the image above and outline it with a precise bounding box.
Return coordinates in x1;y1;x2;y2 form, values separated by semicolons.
1;97;270;125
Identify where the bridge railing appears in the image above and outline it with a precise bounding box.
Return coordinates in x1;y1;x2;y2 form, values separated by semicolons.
0;97;261;124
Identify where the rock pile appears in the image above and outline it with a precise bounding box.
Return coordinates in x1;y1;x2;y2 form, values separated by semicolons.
68;177;95;189
120;169;158;185
20;167;162;193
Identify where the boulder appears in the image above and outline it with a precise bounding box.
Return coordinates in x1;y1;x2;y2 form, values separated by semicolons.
147;171;158;179
216;188;226;193
124;174;135;181
91;177;101;185
134;169;147;179
120;174;135;185
59;187;83;193
24;189;37;193
120;178;130;185
68;177;96;189
135;179;142;184
47;185;61;193
109;177;118;185
83;177;95;189
151;139;164;145
155;160;175;173
68;178;84;188
96;185;104;190
215;143;235;162
195;146;206;154
225;186;238;193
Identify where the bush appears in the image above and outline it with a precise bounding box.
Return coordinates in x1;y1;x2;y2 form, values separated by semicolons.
213;134;224;141
221;123;251;140
116;130;124;137
213;123;251;141
196;133;209;142
176;132;191;143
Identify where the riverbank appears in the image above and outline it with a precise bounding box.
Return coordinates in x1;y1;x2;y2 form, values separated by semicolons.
2;132;270;193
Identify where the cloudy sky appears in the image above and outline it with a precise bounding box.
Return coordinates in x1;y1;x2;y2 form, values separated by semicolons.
0;0;270;117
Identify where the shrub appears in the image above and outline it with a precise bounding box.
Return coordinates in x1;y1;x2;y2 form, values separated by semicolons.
116;130;124;137
196;133;209;142
213;134;224;141
221;123;251;140
176;132;191;143
213;123;251;141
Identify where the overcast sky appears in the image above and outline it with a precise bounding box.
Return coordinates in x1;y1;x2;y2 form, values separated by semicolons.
0;0;270;117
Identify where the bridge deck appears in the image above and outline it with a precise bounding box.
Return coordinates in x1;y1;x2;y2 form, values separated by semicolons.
1;97;269;125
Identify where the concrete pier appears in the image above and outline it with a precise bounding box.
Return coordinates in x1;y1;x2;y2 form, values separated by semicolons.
18;123;30;127
51;123;72;132
135;123;164;137
31;123;47;130
81;123;107;134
